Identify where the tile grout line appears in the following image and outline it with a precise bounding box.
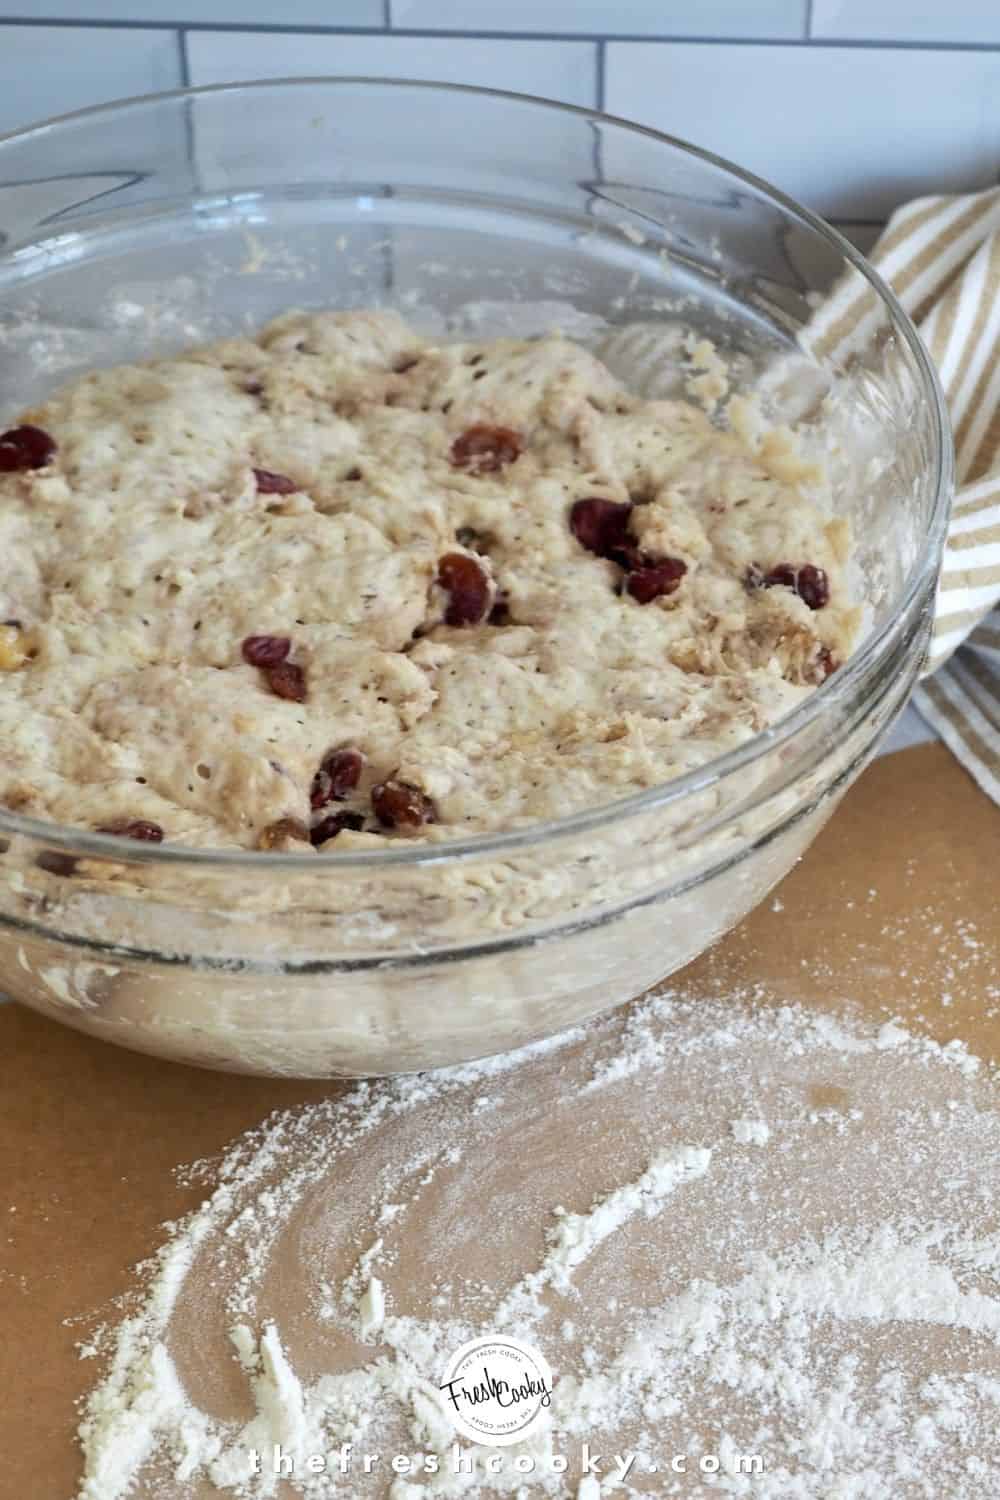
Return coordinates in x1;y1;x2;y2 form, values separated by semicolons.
595;37;605;113
177;24;190;88
0;18;995;51
177;26;199;200
383;0;391;29
805;0;815;41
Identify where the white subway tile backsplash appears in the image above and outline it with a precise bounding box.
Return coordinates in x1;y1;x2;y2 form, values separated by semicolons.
390;0;807;40
1;1;382;22
187;30;597;107
811;2;1000;45
0;7;992;263
830;221;885;255
0;25;181;134
605;42;1000;219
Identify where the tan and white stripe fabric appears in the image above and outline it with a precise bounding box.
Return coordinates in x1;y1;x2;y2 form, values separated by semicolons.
807;186;1000;804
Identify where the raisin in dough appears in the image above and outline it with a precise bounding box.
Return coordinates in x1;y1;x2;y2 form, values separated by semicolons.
0;310;857;851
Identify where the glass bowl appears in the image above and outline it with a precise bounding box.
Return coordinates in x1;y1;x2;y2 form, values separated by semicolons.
0;80;951;1076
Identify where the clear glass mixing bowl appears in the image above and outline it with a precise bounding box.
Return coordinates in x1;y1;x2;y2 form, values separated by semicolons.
0;81;951;1076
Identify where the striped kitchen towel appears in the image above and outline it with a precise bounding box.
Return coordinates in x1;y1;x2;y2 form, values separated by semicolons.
805;186;1000;804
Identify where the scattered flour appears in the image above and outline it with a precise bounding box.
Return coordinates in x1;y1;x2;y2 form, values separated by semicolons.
729;1118;770;1146
359;1279;387;1343
73;990;1000;1498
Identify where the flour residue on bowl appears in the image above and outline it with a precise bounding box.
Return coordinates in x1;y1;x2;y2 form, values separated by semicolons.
74;988;1000;1498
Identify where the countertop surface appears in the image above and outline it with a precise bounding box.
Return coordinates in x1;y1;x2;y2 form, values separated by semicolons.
1;741;997;1498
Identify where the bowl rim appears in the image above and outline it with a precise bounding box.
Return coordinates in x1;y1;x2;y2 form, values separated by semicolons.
0;76;953;872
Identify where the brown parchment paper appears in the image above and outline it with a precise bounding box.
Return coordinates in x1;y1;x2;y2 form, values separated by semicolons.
0;743;997;1500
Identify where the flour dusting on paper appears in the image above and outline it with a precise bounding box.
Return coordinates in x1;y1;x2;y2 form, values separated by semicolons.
74;990;1000;1498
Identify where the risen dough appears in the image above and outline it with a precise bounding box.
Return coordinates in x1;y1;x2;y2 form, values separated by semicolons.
0;310;856;851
